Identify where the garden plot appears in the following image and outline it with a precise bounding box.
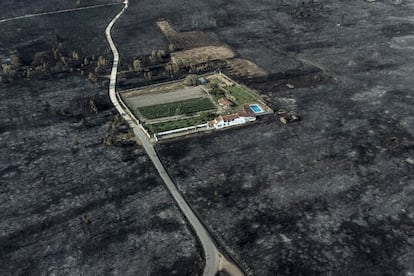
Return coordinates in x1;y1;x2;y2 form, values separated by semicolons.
122;86;207;108
120;80;218;128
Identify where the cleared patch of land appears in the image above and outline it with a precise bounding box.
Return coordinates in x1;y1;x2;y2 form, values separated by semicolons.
122;86;206;108
138;97;215;120
156;19;221;50
171;46;236;66
226;58;267;78
226;86;256;106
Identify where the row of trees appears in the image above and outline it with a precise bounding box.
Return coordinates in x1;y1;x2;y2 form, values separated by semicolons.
0;44;110;84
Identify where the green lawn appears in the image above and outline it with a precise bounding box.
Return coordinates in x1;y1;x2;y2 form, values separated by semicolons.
226;86;257;105
144;114;215;134
138;98;215;119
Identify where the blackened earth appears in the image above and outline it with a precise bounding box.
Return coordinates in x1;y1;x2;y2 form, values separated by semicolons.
0;2;202;276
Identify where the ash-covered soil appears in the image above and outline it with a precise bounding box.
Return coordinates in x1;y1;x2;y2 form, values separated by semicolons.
147;0;414;275
0;0;123;20
0;3;202;276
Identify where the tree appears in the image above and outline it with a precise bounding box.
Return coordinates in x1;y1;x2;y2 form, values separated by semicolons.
53;48;60;60
83;57;90;66
25;67;34;78
71;51;80;61
89;98;98;114
165;62;179;76
2;64;11;74
149;53;158;64
10;54;22;69
60;56;68;66
184;74;198;86
133;59;142;71
199;112;213;122
88;72;97;83
206;80;225;98
156;50;166;59
150;50;157;59
168;43;176;52
144;71;152;80
97;56;106;67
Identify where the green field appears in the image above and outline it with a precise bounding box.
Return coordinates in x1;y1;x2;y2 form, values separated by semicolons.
144;114;215;134
138;98;215;119
226;86;257;105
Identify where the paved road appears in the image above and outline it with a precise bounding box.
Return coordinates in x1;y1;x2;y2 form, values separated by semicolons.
0;3;121;23
105;1;244;276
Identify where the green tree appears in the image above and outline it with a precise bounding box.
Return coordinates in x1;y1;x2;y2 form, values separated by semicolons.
199;112;213;122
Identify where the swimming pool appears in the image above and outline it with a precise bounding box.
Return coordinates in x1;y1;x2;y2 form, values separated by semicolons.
249;104;263;113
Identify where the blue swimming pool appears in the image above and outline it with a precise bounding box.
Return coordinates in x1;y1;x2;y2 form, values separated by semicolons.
249;104;263;113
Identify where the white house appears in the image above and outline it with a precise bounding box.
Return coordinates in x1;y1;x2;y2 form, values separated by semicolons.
208;112;256;129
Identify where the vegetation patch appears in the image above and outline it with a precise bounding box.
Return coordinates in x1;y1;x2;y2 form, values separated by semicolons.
145;113;215;134
138;98;215;119
226;86;257;106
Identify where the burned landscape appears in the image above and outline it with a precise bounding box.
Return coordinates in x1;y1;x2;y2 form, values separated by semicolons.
145;0;413;275
1;0;414;275
0;2;202;275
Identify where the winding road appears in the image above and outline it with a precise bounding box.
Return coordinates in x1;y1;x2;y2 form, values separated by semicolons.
105;1;244;276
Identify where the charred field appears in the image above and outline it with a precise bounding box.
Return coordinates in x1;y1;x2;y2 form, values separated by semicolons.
0;2;202;276
1;0;414;276
112;0;414;275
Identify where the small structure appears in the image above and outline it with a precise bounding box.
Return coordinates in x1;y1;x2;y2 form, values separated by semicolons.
197;77;209;85
208;112;256;129
218;97;233;108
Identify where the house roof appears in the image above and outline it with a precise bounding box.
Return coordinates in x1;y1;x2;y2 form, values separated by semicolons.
220;114;241;122
218;97;232;107
209;112;255;126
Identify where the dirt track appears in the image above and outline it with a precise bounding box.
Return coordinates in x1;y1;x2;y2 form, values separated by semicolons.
123;86;206;108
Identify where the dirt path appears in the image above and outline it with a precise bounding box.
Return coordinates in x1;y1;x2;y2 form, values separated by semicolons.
124;86;207;108
105;1;244;275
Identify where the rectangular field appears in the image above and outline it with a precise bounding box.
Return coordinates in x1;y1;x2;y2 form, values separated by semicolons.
138;98;215;119
226;86;257;105
122;86;206;109
145;117;207;134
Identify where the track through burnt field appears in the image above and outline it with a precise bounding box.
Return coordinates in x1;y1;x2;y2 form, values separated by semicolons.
146;0;414;275
1;0;414;275
0;1;203;275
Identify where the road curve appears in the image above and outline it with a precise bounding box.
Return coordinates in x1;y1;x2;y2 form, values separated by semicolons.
105;1;244;276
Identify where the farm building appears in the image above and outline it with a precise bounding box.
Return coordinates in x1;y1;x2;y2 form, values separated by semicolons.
208;113;256;129
218;97;233;108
